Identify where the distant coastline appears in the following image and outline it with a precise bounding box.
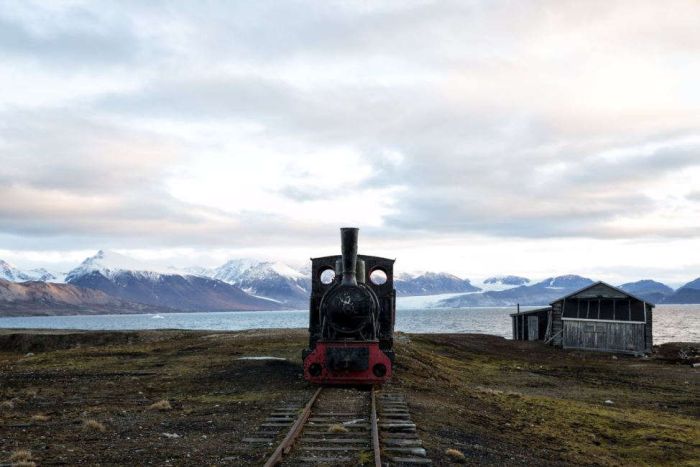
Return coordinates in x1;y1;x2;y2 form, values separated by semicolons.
1;304;698;345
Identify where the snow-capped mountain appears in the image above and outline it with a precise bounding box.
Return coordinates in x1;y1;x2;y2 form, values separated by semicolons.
26;268;63;282
212;258;264;283
479;275;531;291
6;249;700;315
176;266;214;277
395;272;480;296
0;260;62;282
1;260;35;282
438;274;595;307
66;251;284;312
211;259;310;308
65;250;159;282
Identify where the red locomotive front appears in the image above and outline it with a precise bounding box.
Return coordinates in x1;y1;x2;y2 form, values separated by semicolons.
302;227;395;385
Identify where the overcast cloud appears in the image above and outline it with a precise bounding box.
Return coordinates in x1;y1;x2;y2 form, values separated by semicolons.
1;0;699;282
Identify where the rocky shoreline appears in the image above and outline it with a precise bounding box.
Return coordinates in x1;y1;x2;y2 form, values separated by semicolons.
0;329;698;465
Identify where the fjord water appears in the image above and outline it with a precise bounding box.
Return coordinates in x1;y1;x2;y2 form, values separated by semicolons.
0;304;698;344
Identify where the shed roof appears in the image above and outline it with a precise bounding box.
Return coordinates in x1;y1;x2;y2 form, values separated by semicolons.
549;281;653;307
509;306;552;317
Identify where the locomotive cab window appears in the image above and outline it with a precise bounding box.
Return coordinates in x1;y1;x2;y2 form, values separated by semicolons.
319;268;335;284
370;269;387;285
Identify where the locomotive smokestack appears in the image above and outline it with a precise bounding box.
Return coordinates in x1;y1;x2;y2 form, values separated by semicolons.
340;227;359;286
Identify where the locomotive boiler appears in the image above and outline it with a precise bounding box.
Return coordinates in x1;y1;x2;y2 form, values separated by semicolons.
303;227;395;385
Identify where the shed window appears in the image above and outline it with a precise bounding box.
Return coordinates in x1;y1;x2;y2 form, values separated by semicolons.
563;298;646;322
599;299;614;320
613;300;629;321
562;300;578;318
631;301;645;321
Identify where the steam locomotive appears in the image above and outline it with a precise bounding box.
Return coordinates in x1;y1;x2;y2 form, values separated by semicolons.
303;227;395;385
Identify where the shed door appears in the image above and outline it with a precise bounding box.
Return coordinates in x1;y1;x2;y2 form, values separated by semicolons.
583;322;606;349
528;316;539;340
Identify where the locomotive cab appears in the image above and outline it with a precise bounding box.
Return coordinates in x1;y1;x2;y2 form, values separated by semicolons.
303;228;395;385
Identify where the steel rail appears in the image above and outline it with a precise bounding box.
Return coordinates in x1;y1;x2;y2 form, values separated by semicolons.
263;387;323;467
371;387;382;467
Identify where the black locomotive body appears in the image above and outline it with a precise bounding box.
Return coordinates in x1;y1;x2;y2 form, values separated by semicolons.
303;228;395;385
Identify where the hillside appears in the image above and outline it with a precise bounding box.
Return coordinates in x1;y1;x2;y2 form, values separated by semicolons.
68;271;282;312
0;279;170;317
65;251;284;312
619;279;674;304
664;278;700;304
0;330;697;465
212;260;310;308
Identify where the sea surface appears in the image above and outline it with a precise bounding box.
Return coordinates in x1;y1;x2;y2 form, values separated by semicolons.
0;304;698;344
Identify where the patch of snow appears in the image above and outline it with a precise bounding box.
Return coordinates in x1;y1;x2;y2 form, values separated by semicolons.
474;281;517;292
269;262;305;279
0;260;66;283
475;276;532;292
212;258;262;283
250;294;283;304
397;292;470;309
65;250;190;282
343;419;366;425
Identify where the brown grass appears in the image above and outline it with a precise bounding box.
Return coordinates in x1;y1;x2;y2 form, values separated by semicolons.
445;448;466;462
11;462;37;467
31;414;50;422
82;419;106;432
327;423;349;433
0;400;14;410
148;399;172;411
9;449;33;462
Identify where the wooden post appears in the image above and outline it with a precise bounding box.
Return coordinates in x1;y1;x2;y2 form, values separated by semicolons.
628;299;631;321
586;300;590;319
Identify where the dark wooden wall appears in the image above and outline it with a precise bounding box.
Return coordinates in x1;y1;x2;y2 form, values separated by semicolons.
550;296;653;354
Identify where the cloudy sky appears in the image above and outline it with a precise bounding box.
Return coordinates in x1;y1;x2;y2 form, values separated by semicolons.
1;0;699;285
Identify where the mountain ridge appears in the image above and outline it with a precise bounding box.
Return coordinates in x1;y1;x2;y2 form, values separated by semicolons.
1;252;699;315
395;272;480;296
0;278;173;317
438;275;596;307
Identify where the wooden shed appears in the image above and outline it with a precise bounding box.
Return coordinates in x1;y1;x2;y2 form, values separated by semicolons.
512;282;653;354
510;307;550;342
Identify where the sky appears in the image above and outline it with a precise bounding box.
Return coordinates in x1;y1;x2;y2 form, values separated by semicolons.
0;0;699;286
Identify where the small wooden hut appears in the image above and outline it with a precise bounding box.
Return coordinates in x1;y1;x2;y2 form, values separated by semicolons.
511;307;550;342
511;282;653;354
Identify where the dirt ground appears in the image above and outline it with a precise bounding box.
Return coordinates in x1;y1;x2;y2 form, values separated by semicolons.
0;329;698;466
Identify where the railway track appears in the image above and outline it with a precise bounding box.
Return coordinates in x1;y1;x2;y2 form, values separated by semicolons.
252;387;431;466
